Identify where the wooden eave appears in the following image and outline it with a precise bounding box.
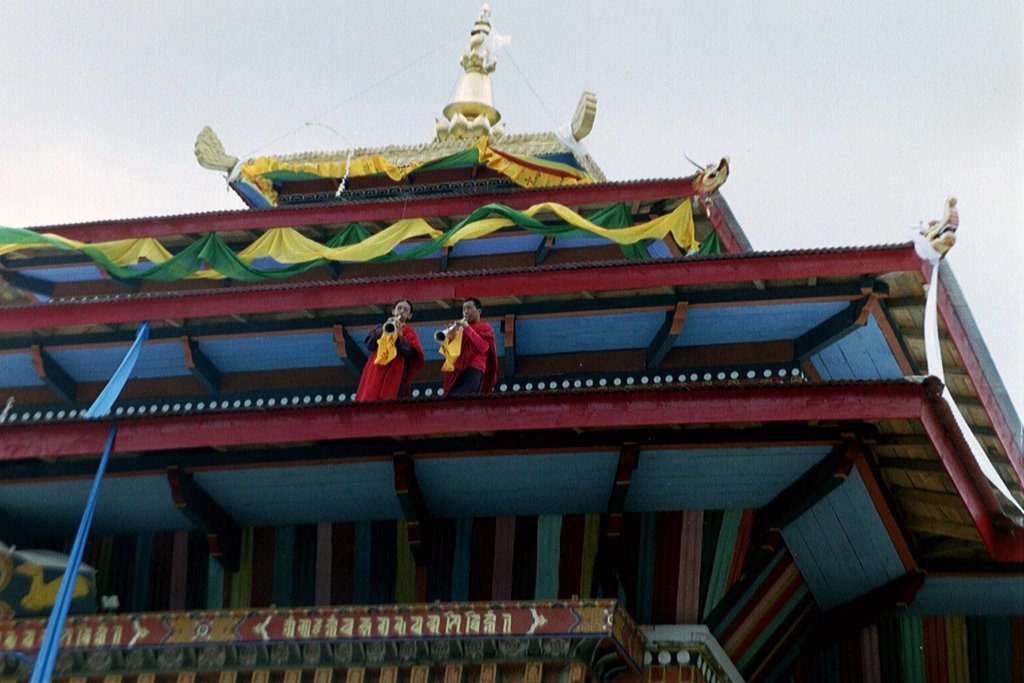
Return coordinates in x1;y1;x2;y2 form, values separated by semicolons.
16;178;701;243
882;267;1024;503
0;246;924;333
0;379;1020;563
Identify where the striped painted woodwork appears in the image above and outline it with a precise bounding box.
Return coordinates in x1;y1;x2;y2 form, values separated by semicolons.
80;510;754;621
793;615;1024;682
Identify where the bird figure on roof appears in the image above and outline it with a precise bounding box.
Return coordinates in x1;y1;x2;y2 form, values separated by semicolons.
692;156;730;194
920;196;958;258
194;126;239;173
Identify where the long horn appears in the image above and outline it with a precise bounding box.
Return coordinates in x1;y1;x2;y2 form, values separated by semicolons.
434;319;466;343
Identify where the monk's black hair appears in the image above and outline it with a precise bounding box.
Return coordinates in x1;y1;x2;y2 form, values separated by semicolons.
465;297;482;310
393;299;414;314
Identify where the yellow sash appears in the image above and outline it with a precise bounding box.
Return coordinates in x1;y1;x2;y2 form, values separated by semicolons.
439;329;464;372
374;332;398;366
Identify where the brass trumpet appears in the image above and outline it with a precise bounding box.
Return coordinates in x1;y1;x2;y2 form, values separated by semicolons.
434;318;467;343
382;317;400;335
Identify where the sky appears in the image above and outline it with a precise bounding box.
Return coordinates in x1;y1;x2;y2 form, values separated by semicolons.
1;1;1021;417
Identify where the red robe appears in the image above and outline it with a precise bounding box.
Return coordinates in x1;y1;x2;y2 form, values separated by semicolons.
442;320;498;394
354;325;424;401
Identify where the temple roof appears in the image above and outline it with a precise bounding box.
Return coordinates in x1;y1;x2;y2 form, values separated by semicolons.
194;6;603;209
0;7;1020;653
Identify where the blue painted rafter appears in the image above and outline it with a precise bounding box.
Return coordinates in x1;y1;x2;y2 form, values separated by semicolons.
646;301;688;369
393;455;430;568
333;324;366;380
31;344;77;403
607;444;639;535
502;314;516;377
794;285;885;360
0;283;874;352
2;269;54;298
180;337;221;394
534;236;555;265
166;466;241;572
746;439;858;575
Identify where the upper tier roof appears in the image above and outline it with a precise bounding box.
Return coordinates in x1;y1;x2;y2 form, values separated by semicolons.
194;5;604;210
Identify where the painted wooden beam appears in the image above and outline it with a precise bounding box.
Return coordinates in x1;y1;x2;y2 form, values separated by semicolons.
937;277;1024;487
534;236;555;265
0;424;854;482
885;296;925;310
699;195;748;254
0;282;872;351
27;178;702;242
323;262;343;279
180;337;221;395
747;441;858;574
7;376;1012;557
807;570;927;649
876;456;946;473
794;298;868;361
903;514;984;541
605;444;639;538
852;449;919;571
502;314;516;378
919;382;1024;562
645;302;688;369
0;246;924;333
890;485;965;508
871;434;934;447
332;324;366;380
107;273;142;291
393;455;430;567
30;344;77;403
0;382;934;461
871;298;918;375
166;466;241;572
1;269;54;298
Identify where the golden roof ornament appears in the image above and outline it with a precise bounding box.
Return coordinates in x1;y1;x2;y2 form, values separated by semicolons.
435;4;505;142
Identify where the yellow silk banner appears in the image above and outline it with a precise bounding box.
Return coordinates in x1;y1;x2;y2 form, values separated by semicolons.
237;219;442;264
237;138;591;205
93;238;174;266
441;201;696;250
239;155;430;205
2;201;696;280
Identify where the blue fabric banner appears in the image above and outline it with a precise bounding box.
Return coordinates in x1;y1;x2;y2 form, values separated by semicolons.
31;320;149;682
84;321;150;419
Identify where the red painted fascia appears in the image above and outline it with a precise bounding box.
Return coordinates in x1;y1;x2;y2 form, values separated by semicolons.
26;179;699;243
701;195;744;254
0;246;924;333
0;382;931;461
919;384;1024;562
937;278;1024;488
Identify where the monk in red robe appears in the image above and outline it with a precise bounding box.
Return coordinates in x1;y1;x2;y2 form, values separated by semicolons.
442;298;498;395
355;299;424;401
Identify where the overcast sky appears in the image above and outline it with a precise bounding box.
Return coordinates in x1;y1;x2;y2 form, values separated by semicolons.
1;1;1020;417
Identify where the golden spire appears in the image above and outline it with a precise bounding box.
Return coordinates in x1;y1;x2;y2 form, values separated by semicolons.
435;4;505;141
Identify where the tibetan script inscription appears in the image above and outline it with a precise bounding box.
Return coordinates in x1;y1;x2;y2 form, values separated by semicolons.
0;601;623;655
